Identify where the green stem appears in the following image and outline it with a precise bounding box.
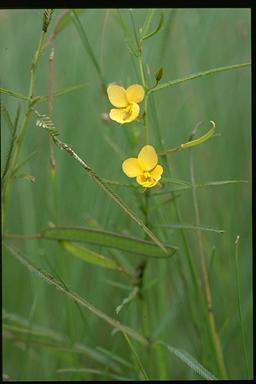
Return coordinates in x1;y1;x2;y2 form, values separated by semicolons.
138;50;146;88
2;27;47;229
137;43;150;144
143;94;149;144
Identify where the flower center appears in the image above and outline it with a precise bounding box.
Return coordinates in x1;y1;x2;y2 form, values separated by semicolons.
123;104;133;121
143;171;152;181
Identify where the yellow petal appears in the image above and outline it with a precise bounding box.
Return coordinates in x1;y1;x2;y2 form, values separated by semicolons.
109;103;140;124
109;108;127;124
107;85;128;108
126;84;145;104
150;164;163;181
138;145;158;171
136;175;158;188
122;158;142;178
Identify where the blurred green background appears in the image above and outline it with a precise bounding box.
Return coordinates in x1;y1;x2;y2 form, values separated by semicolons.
1;8;251;380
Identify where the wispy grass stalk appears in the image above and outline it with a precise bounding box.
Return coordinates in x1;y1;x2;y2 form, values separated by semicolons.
189;148;227;378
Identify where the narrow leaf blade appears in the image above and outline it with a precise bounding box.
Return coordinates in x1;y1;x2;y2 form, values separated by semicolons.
61;240;122;271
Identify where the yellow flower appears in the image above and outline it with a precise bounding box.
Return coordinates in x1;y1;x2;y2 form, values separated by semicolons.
107;84;145;124
122;145;163;188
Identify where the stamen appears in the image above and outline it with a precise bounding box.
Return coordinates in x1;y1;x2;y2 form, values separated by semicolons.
123;105;133;121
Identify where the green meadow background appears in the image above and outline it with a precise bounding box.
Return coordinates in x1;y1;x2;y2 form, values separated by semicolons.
1;8;252;381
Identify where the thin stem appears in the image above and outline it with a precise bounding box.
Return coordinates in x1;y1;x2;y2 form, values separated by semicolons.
189;149;227;379
234;236;250;378
138;50;146;88
48;48;56;177
2;21;48;229
148;62;251;94
47;48;58;224
138;46;149;144
143;94;149;144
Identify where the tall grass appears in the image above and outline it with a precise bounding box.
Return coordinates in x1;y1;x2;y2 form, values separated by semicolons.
1;8;252;380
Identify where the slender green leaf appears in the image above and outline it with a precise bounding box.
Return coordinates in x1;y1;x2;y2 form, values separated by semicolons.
156;223;224;234
0;87;28;101
4;243;149;346
153;179;248;195
149;62;251;94
61;240;123;272
42;226;177;258
142;11;164;41
37;83;88;103
157;342;218;380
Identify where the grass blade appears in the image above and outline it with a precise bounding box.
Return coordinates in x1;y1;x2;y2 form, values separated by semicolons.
116;9;138;56
149;62;251;94
42;226;177;258
123;332;149;380
71;10;106;88
157;342;218;380
156;223;224;234
4;243;149;347
61;240;124;272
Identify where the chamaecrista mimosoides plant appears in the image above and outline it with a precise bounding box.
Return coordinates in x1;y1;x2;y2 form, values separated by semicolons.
107;83;145;124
